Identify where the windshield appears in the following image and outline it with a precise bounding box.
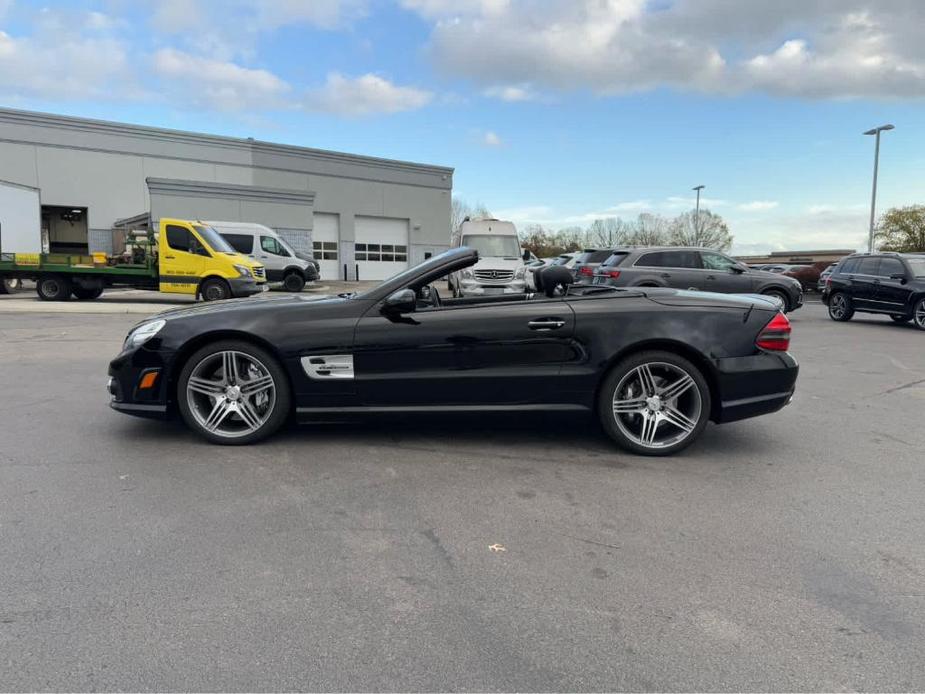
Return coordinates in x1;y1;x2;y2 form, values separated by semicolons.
906;258;925;277
353;248;464;299
551;255;571;265
193;224;236;254
461;234;521;259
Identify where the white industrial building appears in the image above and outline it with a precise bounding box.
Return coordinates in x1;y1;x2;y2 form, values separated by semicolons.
0;108;453;280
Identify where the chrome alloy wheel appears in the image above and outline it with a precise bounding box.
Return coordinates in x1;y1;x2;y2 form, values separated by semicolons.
185;350;276;438
611;361;702;450
829;293;848;319
915;298;925;330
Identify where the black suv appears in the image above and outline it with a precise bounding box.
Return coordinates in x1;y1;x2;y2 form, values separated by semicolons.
822;252;925;329
590;246;804;312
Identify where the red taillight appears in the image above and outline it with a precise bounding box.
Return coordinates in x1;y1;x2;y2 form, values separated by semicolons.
579;266;593;276
607;270;621;279
756;312;791;352
825;276;832;287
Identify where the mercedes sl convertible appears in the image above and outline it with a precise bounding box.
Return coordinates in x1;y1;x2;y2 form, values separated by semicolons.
108;247;798;456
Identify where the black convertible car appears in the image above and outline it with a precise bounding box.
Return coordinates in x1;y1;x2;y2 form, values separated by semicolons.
108;247;798;455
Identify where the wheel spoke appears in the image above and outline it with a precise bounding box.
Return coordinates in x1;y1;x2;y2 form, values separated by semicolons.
188;376;224;396
639;412;659;445
223;351;239;384
613;398;646;413
203;398;232;432
661;405;696;433
235;400;263;432
241;374;274;396
635;364;658;396
659;373;694;401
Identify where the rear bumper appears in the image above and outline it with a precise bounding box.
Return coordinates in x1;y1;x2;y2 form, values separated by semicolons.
713;351;799;423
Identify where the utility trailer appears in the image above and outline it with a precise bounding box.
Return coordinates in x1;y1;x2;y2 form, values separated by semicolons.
0;215;267;302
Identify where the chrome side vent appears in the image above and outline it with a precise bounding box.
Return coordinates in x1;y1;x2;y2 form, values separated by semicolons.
301;354;354;380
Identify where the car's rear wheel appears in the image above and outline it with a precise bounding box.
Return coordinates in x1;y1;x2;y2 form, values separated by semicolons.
200;277;231;301
36;275;72;301
1;277;22;294
598;351;711;456
178;340;291;444
914;297;925;331
828;292;854;321
762;288;790;312
282;272;305;292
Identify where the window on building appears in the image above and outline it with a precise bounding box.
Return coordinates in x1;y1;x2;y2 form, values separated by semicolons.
313;241;338;260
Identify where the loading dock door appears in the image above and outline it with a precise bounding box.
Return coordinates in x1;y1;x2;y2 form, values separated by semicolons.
354;216;409;281
312;213;340;280
0;180;41;254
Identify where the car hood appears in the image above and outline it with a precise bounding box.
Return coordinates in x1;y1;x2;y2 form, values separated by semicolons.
749;269;801;286
144;293;339;324
643;287;782;311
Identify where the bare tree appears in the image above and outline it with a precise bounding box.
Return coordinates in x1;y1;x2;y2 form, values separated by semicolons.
451;196;492;235
669;209;733;251
587;217;628;247
626;213;670;246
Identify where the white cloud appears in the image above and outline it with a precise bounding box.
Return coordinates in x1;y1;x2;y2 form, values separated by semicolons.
738;200;779;211
307;72;433;116
482;130;503;146
153;48;291;110
483;84;536;102
406;1;925;100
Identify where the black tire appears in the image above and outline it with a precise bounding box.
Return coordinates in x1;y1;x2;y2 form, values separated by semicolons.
762;288;790;313
72;285;104;300
282;272;306;292
0;278;21;294
890;314;911;323
36;275;72;301
177;339;291;445
200;277;231;302
913;297;925;331
827;291;854;321
597;350;711;456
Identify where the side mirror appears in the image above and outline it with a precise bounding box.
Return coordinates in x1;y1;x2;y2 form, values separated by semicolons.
890;273;908;282
523;249;531;262
731;263;747;273
382;288;416;314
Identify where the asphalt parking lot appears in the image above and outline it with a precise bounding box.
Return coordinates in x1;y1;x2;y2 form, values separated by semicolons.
1;299;924;691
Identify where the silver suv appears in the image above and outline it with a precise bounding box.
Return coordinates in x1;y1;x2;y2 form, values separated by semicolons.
591;246;804;312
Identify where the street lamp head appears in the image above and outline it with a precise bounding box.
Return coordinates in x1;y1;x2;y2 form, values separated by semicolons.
864;124;895;135
692;185;705;192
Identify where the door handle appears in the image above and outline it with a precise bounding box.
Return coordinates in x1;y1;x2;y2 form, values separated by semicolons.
528;319;566;331
660;272;671;278
706;274;716;280
165;255;175;259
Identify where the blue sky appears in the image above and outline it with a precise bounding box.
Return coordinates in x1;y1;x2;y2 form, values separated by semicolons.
1;0;923;253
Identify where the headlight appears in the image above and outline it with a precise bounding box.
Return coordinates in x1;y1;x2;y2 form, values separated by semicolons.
124;319;166;349
461;269;473;279
514;266;526;279
234;264;252;277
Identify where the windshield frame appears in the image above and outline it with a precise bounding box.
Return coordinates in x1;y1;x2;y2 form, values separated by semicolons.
193;224;236;254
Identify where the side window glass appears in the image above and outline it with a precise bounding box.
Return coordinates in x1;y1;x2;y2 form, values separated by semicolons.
701;252;736;271
637;252;664;267
261;236;283;256
166;225;192;253
858;257;880;275
675;251;702;269
189;232;211;257
880;258;905;277
840;258;858;274
223;234;253;254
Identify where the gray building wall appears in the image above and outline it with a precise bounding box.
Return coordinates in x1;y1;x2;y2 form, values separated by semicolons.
0;108;453;277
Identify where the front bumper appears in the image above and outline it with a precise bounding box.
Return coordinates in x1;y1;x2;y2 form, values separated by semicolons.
229;277;264;298
459;279;527;296
108;346;172;419
714;351;799;423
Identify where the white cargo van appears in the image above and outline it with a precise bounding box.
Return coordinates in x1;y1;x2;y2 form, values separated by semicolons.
447;217;528;297
208;221;319;292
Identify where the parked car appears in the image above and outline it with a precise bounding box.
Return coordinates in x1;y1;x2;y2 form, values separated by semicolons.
822;252;925;329
591;247;804;312
549;252;580;270
447;217;527;297
816;263;837;292
572;248;616;283
108;248;798;456
210;221;319;292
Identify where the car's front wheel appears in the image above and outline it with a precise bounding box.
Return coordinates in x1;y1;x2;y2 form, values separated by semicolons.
598;351;711;456
282;272;305;292
828;292;854;321
914;297;925;331
762;288;790;312
890;314;911;323
177;340;291;444
200;278;231;301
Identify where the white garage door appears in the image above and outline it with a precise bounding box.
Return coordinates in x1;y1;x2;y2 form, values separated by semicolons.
312;213;340;281
355;216;409;281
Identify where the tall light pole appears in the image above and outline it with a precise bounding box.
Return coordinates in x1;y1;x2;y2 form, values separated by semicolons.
692;185;705;232
864;124;894;253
